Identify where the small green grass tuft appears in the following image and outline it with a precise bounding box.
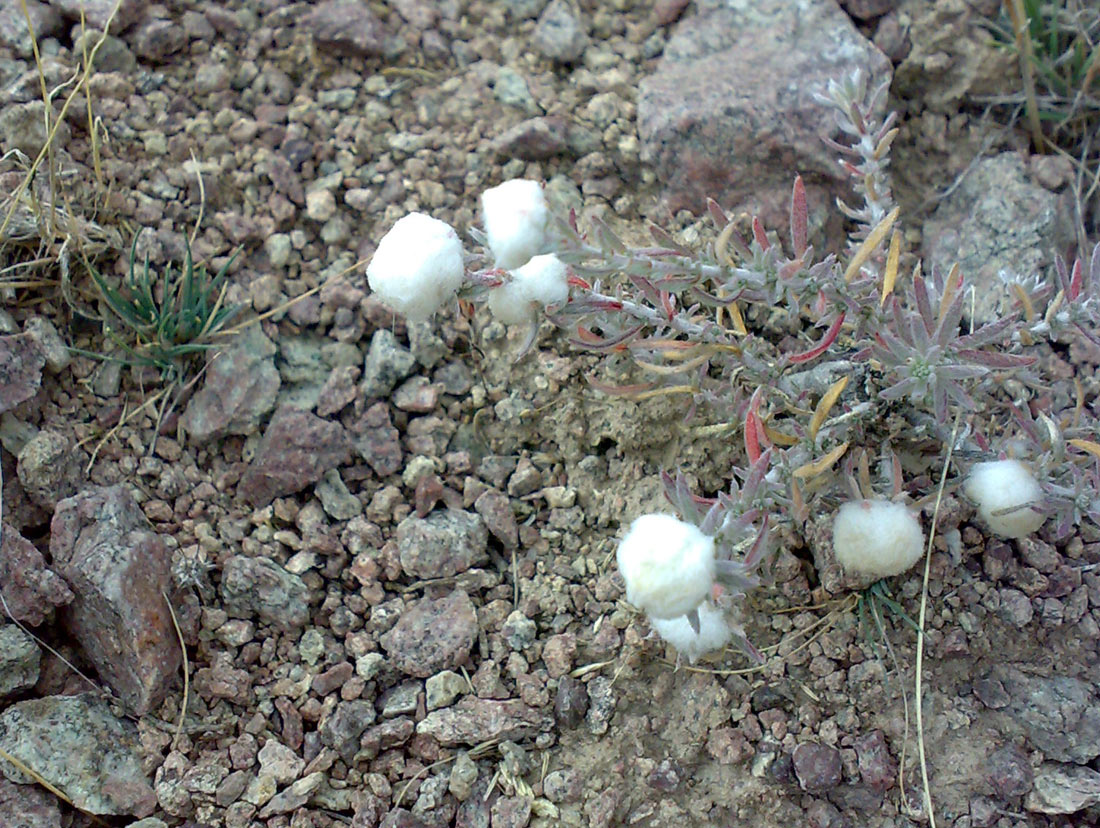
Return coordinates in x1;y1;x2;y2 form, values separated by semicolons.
81;231;242;384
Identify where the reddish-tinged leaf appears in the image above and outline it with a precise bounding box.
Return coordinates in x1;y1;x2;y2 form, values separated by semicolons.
954;316;1014;349
752;216;770;251
1069;257;1084;301
649;223;689;255
788;312;845;364
585;375;655;396
777;259;803;281
567;274;590;289
745;387;765;464
691;286;742;308
707;197;728;229
790;175;808;257
812;289;827;316
628;274;662;307
745;409;762;464
913;272;935;334
568;207;579;235
743;515;771;569
660;290;675;321
842;160;863;177
954;348;1036;368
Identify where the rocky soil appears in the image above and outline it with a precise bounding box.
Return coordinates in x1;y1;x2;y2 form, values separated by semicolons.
2;0;1099;827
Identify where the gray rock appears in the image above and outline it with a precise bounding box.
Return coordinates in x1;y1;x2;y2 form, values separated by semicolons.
988;743;1033;799
426;670;466;711
238;406;352;507
637;0;890;222
257;772;322;817
0;776;61;828
474;488;518;549
491;796;532;828
396;510;488;578
0;334;46;414
923;153;1073;324
793;742;843;792
380;590;478;678
0;693;155;816
585;675;614;735
999;587;1034;628
416;697;548;746
554;675;588;729
502;0;548;19
533;0;589;63
841;0;898;20
23;317;69;372
0;625;40;698
543;768;582;803
130;16;185;62
0;101;70;157
50;485;180;715
407;321;448;369
493;66;540;116
1026;763;1100;814
982;665;1100;763
362;329;417;400
257;740;304;785
304;0;388;58
492;116;570;161
853;730;895;793
0;0;61;57
181;325;280;443
315;469;361;521
315;365;361;417
47;0;142;29
0;413;38;457
220;555;310;631
0;520;73;626
16;428;81;510
391;0;436;29
319;699;376;762
449;752;478;801
502;610;537;650
380;681;421;718
73;29;137;73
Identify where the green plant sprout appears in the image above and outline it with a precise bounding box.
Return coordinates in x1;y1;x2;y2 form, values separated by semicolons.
991;0;1099;151
83;231;241;383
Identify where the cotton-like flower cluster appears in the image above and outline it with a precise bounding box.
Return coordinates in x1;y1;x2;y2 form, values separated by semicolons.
964;459;1046;539
616;513;750;664
365;179;565;325
481;179;550;269
366;213;464;321
486;253;569;324
832;499;925;578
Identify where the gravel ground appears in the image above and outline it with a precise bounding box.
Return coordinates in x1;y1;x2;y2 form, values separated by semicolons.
2;1;1100;827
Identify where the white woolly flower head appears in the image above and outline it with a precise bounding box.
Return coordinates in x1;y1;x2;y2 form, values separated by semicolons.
366;213;464;321
650;600;731;664
487;254;569;324
964;459;1045;539
616;513;716;620
832;499;924;578
481;179;549;269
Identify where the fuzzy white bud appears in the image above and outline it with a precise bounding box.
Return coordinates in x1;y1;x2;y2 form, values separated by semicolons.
487;254;569;324
616;514;716;620
963;459;1045;539
650;601;731;664
366;213;464;321
481;179;549;269
833;499;924;578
